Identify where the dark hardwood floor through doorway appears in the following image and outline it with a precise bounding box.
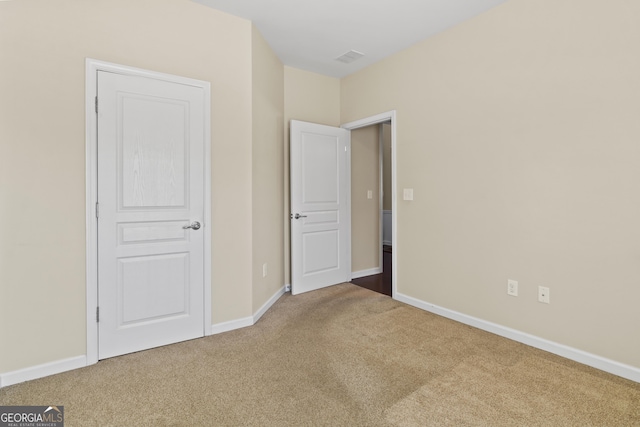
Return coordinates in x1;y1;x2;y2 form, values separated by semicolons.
351;245;392;296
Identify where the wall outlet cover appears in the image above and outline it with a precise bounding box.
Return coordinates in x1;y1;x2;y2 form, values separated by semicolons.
507;279;518;297
538;286;550;304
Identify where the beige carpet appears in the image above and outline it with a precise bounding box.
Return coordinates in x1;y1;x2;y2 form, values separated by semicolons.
1;283;639;426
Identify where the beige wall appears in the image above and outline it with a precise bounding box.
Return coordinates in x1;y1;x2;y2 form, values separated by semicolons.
251;27;285;312
351;126;381;273
342;0;640;368
283;67;341;285
382;123;392;211
0;0;254;373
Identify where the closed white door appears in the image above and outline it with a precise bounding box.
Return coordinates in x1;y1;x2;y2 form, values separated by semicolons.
97;70;205;359
290;120;351;295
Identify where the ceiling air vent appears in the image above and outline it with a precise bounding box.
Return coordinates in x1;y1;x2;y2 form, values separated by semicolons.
335;50;364;64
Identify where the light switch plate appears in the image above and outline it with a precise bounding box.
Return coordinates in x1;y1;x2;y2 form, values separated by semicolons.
403;188;414;201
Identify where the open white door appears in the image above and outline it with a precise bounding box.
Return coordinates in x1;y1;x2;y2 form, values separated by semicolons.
97;70;205;359
290;120;351;295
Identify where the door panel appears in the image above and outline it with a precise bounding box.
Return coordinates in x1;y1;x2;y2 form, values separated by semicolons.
120;96;187;208
302;134;339;203
98;71;204;359
290;120;350;295
118;253;189;324
303;230;339;274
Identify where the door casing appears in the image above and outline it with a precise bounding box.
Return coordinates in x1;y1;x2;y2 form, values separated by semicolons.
85;58;212;365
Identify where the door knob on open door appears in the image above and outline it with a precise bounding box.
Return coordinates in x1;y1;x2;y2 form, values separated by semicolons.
291;213;307;219
183;221;201;230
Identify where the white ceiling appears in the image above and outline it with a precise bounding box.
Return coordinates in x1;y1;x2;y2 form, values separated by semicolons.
192;0;508;78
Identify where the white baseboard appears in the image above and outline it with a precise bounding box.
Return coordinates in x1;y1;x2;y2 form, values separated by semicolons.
253;285;286;323
0;355;87;388
210;285;286;335
395;292;640;384
209;316;254;335
285;283;291;292
351;267;382;280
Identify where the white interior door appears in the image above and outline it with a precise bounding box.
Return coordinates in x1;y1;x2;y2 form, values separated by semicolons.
97;70;205;359
290;120;351;295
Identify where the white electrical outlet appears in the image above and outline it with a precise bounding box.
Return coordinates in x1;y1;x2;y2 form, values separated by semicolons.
262;263;268;278
367;190;373;199
507;279;518;297
538;286;550;304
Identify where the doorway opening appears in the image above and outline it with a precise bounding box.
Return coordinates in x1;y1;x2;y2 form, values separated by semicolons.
342;111;397;298
350;121;392;296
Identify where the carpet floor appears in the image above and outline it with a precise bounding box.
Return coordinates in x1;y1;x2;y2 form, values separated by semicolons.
1;283;639;426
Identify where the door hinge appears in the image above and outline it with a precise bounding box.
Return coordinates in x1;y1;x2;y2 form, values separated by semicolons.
95;96;98;114
95;202;99;219
96;306;100;323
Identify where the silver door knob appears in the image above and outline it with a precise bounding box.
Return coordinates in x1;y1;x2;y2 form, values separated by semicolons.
183;221;201;230
292;213;307;219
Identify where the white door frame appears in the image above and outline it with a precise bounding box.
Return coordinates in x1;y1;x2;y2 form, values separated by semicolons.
378;124;384;274
342;111;397;298
84;58;212;365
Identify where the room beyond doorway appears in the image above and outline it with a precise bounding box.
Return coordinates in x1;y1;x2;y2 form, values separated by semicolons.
351;245;392;296
342;111;397;299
